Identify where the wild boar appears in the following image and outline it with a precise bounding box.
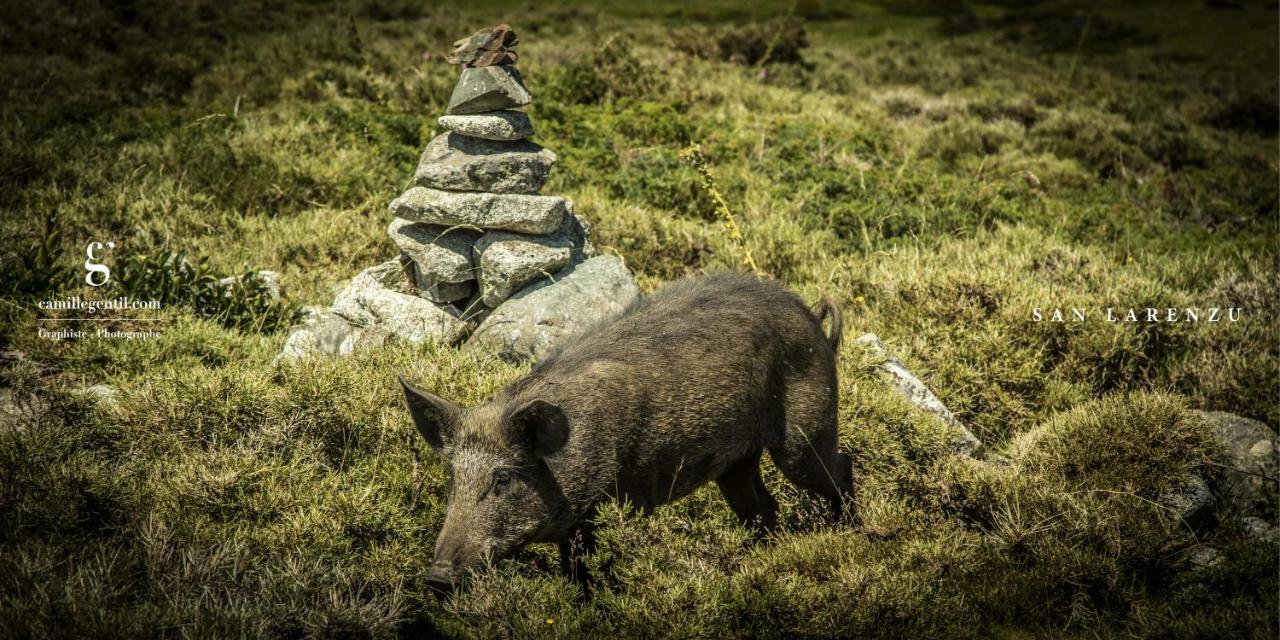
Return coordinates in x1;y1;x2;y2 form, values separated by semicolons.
399;272;853;593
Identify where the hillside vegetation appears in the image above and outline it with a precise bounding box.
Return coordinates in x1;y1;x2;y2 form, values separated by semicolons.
1;1;1276;637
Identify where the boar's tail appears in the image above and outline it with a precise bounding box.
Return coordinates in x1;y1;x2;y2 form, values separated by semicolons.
811;298;843;351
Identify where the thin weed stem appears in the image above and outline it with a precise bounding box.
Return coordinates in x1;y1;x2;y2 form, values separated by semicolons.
680;143;762;275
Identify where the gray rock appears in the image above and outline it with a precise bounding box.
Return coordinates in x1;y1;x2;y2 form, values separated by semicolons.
1250;440;1274;458
1160;474;1213;520
413;276;475;304
0;388;44;433
389;186;566;235
253;271;281;299
447;65;531;115
387;217;479;292
74;384;120;407
350;258;404;288
474;233;571;307
1197;410;1279;515
217;270;281;301
472;213;594;307
414;132;556;194
277;306;388;361
330;260;471;346
439;111;534;141
0;389;24;431
853;333;983;456
469;255;639;362
1242;516;1278;543
1188;545;1221;569
562;211;596;260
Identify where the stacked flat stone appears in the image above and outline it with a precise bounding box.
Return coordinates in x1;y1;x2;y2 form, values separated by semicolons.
387;42;594;316
279;24;639;363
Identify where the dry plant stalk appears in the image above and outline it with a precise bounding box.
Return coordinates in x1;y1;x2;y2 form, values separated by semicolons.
680;143;762;274
756;0;798;73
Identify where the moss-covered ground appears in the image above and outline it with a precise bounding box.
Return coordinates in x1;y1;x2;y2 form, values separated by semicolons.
1;1;1276;637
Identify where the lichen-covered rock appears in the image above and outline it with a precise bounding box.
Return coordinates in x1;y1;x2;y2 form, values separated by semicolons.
1197;410;1278;514
414;132;556;194
387;218;478;301
469;255;639;362
1160;473;1214;519
854;333;983;456
474;233;571;307
389;186;566;234
472;213;594;307
447;65;531;114
438;111;534;141
330;261;470;346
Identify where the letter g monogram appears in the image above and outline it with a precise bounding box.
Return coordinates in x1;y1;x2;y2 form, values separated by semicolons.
85;241;114;287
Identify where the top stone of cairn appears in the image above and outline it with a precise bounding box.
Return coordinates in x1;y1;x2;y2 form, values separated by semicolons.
446;23;518;67
444;24;531;115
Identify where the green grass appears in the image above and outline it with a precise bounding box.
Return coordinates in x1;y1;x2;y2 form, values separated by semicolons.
1;0;1277;637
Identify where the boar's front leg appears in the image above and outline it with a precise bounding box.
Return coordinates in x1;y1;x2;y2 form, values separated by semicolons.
715;452;779;534
558;521;597;594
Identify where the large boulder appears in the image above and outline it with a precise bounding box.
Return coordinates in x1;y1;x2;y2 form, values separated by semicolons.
438;110;534;141
330;260;470;346
387;217;479;303
389;186;566;235
853;333;983;456
447;65;531;114
414;132;556;194
1197;410;1278;515
469;255;639;362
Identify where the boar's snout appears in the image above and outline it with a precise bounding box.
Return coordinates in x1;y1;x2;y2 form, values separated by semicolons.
425;561;458;596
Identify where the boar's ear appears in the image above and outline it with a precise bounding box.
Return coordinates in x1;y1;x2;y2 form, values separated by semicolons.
507;399;569;458
398;376;460;450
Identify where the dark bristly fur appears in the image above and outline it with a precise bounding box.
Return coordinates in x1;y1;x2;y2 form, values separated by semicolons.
400;272;853;592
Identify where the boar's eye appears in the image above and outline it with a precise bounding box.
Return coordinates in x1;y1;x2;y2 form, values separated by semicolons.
492;469;514;495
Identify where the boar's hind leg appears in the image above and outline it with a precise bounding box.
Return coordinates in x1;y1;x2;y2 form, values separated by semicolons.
715;452;778;534
769;379;857;521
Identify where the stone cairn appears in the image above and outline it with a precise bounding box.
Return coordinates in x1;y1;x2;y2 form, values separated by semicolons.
281;24;639;363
